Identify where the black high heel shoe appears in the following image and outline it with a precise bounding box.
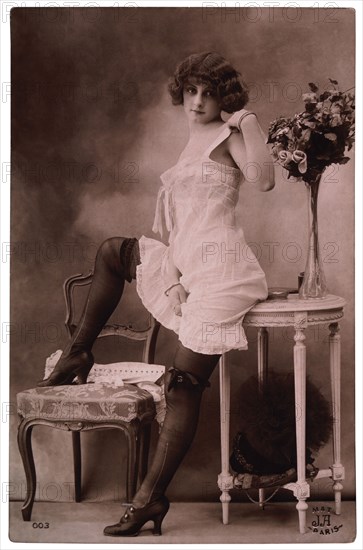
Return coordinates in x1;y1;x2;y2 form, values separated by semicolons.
103;496;170;537
36;350;94;387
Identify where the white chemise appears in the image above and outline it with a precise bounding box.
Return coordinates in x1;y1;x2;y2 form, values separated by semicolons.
136;122;268;354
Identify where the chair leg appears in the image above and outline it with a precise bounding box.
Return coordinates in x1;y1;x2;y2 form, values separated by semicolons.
138;423;151;485
72;432;82;502
17;419;36;521
124;423;139;503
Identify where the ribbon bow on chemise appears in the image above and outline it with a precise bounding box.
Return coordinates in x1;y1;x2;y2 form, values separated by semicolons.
152;185;174;238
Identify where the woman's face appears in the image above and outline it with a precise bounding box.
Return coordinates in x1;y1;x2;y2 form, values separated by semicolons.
182;77;221;124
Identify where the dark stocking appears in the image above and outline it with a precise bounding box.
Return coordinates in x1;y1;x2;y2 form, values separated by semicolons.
37;237;139;386
64;237;138;355
132;341;221;507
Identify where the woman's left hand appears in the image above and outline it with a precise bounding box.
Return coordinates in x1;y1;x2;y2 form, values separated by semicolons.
227;109;257;132
168;283;188;317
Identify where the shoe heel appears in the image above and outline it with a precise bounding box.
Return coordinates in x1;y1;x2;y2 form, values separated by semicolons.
152;511;167;536
75;362;93;384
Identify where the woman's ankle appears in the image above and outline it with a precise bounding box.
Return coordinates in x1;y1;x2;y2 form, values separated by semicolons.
131;492;164;508
131;499;147;508
61;346;90;358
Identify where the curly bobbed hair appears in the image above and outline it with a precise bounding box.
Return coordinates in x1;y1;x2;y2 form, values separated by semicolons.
168;51;249;113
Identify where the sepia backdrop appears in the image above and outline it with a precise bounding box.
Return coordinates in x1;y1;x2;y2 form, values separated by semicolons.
10;6;355;506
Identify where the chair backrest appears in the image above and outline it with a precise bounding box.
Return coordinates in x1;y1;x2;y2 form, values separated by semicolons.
63;271;161;365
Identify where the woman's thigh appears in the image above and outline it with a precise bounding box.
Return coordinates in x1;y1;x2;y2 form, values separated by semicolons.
119;237;140;282
172;340;221;384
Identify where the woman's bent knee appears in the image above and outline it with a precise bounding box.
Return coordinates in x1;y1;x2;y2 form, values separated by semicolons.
96;237;137;280
97;237;126;260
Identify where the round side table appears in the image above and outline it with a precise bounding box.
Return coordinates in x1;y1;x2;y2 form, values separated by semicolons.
217;294;346;534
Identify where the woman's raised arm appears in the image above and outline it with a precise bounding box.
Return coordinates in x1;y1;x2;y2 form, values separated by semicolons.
227;110;275;192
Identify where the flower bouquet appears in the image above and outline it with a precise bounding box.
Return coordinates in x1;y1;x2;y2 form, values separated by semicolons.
267;80;355;298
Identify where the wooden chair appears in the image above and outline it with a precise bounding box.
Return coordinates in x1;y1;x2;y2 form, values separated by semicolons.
16;271;164;521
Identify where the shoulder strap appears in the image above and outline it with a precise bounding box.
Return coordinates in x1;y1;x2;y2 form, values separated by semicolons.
203;123;235;159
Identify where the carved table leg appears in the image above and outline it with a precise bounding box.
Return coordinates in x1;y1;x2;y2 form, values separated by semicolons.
218;354;233;524
257;327;269;509
17;419;36;521
329;322;344;514
293;323;310;534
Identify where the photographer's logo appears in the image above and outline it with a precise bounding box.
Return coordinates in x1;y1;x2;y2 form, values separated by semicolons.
308;506;343;535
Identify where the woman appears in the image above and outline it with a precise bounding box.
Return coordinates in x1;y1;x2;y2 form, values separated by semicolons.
38;52;275;536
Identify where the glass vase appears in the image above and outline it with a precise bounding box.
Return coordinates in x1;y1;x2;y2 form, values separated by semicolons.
299;174;328;299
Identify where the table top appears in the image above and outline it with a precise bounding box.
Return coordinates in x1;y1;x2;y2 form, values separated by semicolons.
248;294;346;314
243;294;346;328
